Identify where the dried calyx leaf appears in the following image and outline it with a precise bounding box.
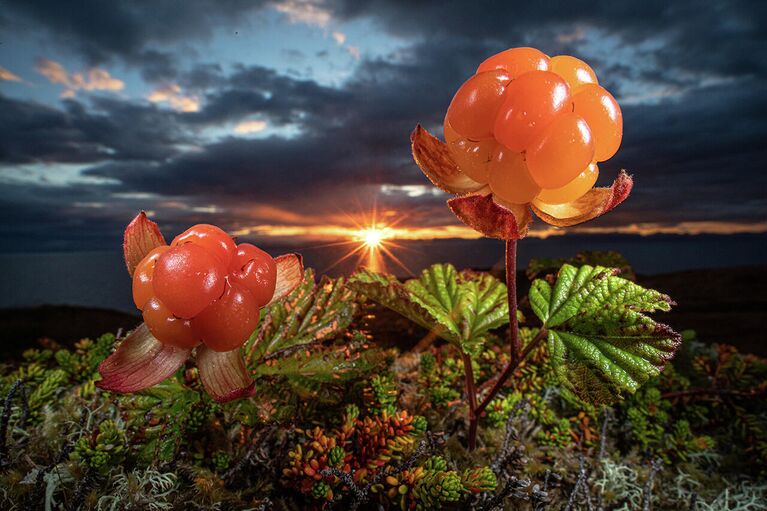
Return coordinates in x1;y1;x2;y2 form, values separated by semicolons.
411;124;486;195
448;193;532;240
97;324;190;393
196;346;255;403
123;211;166;276
268;253;305;306
532;170;633;227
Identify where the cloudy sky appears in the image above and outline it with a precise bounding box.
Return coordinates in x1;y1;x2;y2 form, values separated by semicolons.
0;0;765;254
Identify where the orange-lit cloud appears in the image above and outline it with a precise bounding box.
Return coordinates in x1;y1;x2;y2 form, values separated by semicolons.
232;223;482;242
332;31;346;45
554;221;767;237
557;26;587;44
35;59;124;97
272;0;332;27
233;119;268;134
0;66;22;82
248;204;319;225
147;83;200;112
346;45;361;60
231;215;767;243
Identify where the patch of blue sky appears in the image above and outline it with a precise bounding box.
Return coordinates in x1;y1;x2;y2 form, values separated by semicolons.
200;9;407;88
0;162;119;187
200;121;303;143
0;31;149;107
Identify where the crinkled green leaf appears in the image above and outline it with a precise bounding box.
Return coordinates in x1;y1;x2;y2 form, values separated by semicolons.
245;269;357;365
254;336;385;384
405;263;462;337
345;268;438;333
530;263;681;404
242;270;383;390
348;263;509;356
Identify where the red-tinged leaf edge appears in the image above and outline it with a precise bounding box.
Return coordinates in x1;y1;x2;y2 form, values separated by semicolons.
411;124;486;195
96;323;190;393
196;346;255;403
124;211;166;276
532;170;633;227
448;193;532;240
267;253;304;306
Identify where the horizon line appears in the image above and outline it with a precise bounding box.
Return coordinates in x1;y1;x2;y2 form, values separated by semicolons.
230;220;767;243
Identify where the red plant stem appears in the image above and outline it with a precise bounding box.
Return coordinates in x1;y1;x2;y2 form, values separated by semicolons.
475;327;547;416
506;239;519;363
462;352;478;451
466;238;534;450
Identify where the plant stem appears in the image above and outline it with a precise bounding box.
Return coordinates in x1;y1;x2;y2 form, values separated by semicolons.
462;352;478;451
475;328;547;415
465;239;529;451
506;239;519;363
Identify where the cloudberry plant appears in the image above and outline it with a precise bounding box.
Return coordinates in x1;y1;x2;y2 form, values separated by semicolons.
98;212;304;403
410;48;642;449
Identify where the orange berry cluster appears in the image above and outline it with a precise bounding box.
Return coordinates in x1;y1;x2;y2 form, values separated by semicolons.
132;224;276;351
444;47;623;206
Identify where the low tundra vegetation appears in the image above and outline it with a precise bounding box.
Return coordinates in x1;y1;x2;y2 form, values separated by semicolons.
1;252;765;510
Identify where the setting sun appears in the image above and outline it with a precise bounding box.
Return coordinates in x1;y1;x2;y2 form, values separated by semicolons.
361;227;384;248
352;225;392;272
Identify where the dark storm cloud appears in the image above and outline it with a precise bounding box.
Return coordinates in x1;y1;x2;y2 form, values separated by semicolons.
330;0;767;75
0;94;190;163
604;77;767;224
327;0;767;114
1;0;269;81
0;180;126;251
79;41;481;202
3;0;267;55
334;0;664;31
183;65;352;128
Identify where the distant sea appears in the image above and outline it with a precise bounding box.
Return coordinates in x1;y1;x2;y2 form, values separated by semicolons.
1;233;764;314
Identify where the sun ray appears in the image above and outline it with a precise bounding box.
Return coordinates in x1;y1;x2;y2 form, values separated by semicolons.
379;242;414;276
288;198;421;276
321;242;367;274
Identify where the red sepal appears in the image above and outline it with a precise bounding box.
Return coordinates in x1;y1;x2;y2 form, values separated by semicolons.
267;253;304;306
447;193;532;240
124;211;166;276
196;346;255;403
97;323;190;393
532;170;633;227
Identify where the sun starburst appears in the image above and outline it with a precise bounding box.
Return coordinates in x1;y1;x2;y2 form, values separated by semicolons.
305;202;412;275
361;227;384;248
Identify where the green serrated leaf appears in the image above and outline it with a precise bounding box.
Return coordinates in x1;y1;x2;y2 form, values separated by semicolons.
530;263;681;404
346;267;439;334
254;338;384;383
348;264;509;356
406;264;462;337
245;269;357;365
